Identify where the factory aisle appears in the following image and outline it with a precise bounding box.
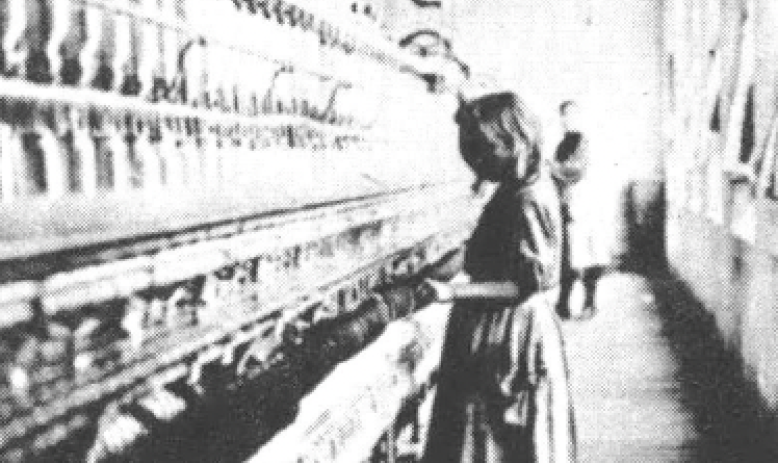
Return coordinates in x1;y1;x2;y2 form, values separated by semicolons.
564;271;778;462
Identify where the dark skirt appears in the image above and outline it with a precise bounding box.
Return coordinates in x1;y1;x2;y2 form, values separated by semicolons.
422;292;576;463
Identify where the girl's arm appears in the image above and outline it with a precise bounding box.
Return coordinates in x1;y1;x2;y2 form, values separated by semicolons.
424;280;520;303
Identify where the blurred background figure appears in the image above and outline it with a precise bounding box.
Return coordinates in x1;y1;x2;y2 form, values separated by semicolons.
550;100;606;319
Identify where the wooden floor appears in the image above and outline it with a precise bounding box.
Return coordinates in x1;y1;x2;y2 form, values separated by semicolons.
564;272;777;462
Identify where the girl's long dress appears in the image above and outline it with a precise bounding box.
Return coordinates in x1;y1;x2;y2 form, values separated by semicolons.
423;175;577;463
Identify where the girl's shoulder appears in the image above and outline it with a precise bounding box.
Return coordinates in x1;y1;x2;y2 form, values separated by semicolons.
515;172;560;209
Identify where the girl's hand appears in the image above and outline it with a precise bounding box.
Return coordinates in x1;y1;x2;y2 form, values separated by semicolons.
419;279;455;303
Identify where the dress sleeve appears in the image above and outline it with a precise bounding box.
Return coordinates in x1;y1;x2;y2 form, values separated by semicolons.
510;197;559;302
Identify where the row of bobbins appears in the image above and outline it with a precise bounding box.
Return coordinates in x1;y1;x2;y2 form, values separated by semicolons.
0;0;386;202
0;228;449;462
0;0;379;111
0;206;437;421
0;100;363;201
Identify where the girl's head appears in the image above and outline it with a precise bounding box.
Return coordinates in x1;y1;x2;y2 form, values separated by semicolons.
559;100;581;132
455;91;542;183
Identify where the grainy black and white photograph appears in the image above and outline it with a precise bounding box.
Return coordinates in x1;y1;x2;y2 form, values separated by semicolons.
0;0;777;462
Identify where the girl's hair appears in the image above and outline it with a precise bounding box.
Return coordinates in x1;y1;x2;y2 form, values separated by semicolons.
456;91;542;182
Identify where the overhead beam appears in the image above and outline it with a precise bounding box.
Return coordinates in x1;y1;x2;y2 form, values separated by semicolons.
409;0;442;8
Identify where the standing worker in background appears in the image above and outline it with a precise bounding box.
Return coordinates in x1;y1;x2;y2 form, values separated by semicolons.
550;100;603;319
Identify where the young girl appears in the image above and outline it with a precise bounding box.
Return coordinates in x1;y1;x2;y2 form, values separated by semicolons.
421;91;576;462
